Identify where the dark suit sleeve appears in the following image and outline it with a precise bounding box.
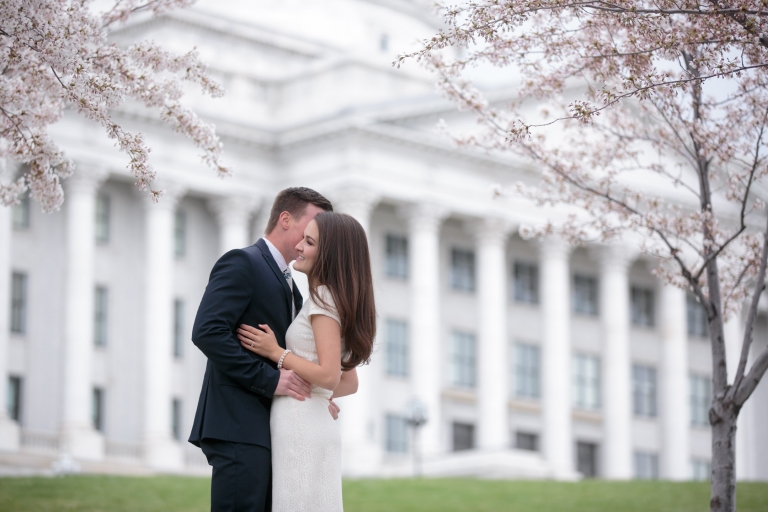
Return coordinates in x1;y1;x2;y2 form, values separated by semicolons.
192;249;280;398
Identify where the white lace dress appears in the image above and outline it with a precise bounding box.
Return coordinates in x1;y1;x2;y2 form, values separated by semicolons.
270;286;344;512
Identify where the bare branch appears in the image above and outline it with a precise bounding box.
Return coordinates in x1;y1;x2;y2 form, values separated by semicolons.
729;211;768;402
734;343;768;406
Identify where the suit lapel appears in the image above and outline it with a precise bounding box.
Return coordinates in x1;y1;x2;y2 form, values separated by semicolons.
255;239;293;318
292;281;303;315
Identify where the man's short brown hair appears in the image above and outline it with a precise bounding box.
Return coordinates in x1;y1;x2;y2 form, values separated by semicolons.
264;187;333;234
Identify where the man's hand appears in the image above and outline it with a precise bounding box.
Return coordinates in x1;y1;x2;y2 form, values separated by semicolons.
328;398;340;420
274;369;311;400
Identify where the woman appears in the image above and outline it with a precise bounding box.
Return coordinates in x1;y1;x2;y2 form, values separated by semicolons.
237;212;376;512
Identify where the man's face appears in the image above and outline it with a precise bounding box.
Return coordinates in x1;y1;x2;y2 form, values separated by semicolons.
287;203;325;259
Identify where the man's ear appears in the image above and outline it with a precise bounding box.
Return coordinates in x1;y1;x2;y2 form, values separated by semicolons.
278;211;292;230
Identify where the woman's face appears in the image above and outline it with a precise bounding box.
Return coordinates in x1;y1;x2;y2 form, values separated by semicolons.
293;219;319;273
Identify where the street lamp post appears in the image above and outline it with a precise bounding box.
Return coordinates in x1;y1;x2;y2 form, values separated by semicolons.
405;398;428;477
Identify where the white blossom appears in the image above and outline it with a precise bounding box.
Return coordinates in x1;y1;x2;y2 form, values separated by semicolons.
0;0;229;212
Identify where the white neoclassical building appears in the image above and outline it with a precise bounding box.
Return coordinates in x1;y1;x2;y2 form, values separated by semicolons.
0;0;766;481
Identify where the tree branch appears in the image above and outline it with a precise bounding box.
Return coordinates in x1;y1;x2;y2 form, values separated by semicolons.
440;75;707;299
695;105;767;283
734;342;768;406
494;63;768;133
708;0;768;49
0;105;31;145
729;211;768;403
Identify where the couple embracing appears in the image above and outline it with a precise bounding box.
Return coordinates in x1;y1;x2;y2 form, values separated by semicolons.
188;187;376;511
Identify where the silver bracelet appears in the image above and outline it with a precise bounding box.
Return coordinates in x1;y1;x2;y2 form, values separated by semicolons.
277;349;291;369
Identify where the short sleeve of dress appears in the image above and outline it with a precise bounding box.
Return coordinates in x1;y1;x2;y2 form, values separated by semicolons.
307;285;341;325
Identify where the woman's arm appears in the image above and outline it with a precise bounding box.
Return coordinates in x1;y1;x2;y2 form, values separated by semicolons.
332;368;358;399
238;315;342;391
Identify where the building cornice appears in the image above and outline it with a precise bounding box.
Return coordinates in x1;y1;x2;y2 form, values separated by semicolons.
357;0;445;30
110;9;328;59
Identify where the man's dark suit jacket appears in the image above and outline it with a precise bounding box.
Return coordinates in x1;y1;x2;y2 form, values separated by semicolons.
188;238;303;449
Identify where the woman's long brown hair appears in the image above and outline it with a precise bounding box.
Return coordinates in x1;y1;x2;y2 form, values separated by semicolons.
308;212;376;370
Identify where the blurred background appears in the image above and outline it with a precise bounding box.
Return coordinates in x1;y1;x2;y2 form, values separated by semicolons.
0;0;766;484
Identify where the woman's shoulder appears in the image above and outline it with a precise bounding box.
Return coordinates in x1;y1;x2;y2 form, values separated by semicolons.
314;284;333;300
308;285;340;324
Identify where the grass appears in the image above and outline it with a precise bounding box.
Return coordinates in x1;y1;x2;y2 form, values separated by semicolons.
0;476;766;511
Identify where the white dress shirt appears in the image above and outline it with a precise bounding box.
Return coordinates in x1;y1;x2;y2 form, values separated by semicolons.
262;238;296;318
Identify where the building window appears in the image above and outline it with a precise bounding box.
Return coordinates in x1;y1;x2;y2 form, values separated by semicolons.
451;331;476;388
385;235;408;279
690;374;711;427
10;272;28;335
452;422;475;451
7;376;22;423
174;209;186;258
631;287;655;327
573;354;601;410
573;275;598;315
633;365;658;417
385;319;408;377
450;248;476;292
513;262;539;304
95;194;110;244
173;299;185;359
687;295;708;337
691;459;711;481
172;398;182;441
634;451;659;479
94;286;108;347
577;441;599;478
385;414;408;453
92;387;104;432
12;192;30;230
514;343;540;399
516;431;539;452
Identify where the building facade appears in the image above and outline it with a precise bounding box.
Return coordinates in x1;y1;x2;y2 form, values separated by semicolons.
0;0;766;480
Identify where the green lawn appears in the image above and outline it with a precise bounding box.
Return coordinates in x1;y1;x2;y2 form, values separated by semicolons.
0;476;766;511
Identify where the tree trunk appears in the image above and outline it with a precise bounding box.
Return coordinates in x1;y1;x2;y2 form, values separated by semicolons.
710;407;738;512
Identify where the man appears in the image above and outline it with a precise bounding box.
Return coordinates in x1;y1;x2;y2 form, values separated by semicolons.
189;187;334;511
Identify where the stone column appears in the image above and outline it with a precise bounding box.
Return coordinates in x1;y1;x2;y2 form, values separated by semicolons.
660;284;689;480
598;245;634;479
0;164;20;451
251;203;271;243
724;315;752;480
405;204;449;457
142;184;185;470
208;195;260;253
539;237;574;478
474;218;510;450
333;186;381;476
60;168;106;460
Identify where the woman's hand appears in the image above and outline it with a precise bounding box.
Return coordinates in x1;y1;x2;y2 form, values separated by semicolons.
238;324;283;361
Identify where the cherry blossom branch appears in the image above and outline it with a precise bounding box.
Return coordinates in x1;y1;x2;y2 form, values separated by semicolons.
695;120;764;274
582;2;768;17
723;261;752;307
709;0;768;49
101;0;194;28
521;139;706;297
0;0;229;211
438;73;711;297
438;2;768;38
0;105;31;145
529;63;768;129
